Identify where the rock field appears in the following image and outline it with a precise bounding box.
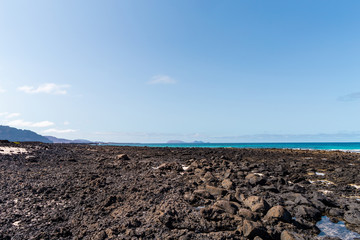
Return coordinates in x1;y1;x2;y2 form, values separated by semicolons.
0;142;360;239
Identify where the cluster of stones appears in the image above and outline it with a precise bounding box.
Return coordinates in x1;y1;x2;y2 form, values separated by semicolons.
174;156;360;240
1;143;359;239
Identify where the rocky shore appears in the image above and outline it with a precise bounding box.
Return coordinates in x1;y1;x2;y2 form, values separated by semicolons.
0;142;360;239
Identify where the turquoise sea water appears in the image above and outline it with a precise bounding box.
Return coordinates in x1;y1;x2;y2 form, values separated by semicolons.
102;142;360;152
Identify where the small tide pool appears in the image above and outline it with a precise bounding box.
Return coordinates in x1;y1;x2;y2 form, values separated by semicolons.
317;216;360;240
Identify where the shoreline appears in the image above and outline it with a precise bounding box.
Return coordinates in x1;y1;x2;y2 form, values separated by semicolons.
0;142;359;239
96;142;360;153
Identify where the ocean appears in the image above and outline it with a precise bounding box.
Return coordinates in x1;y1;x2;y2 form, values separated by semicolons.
103;142;360;152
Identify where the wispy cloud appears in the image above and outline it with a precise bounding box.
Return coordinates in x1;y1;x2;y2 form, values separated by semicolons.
338;92;360;102
7;119;55;128
0;112;21;119
5;113;21;118
148;75;177;85
18;83;70;95
0;87;5;93
43;128;76;134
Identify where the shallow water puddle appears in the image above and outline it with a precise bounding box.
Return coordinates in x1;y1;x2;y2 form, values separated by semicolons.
316;216;360;240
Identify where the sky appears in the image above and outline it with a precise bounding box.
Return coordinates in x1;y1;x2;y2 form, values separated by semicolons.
0;0;360;143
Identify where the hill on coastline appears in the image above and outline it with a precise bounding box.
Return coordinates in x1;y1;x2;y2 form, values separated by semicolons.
0;125;52;143
45;136;93;144
0;125;93;144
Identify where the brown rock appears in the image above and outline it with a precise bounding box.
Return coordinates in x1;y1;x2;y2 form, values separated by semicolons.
105;228;114;238
213;200;239;215
116;154;130;160
245;173;266;186
193;189;214;199
254;237;264;240
221;178;234;190
264;205;292;223
235;189;245;202
203;172;216;182
280;230;305;240
194;168;205;176
244;196;270;214
205;185;227;197
237;208;259;221
93;231;106;240
242;220;267;239
295;205;321;221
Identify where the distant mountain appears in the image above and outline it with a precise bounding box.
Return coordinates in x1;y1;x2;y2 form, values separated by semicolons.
0;125;52;143
45;136;93;144
166;140;208;144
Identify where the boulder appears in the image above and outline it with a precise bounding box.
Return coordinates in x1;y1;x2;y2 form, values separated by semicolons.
213;200;239;215
280;230;305;240
244;196;270;214
295;205;321;221
205;185;227;197
312;192;338;207
344;210;360;225
242;220;268;239
264;205;292;223
245;173;266;186
294;195;312;206
203;172;216;183
221;178;234;190
116;154;130;160
288;184;305;193
310;199;326;212
193;189;214;199
237;208;259;221
328;208;344;218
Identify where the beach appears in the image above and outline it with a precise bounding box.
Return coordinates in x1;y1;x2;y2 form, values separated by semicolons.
0;142;360;239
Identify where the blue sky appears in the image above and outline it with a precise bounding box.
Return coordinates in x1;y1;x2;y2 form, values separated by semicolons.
1;0;360;142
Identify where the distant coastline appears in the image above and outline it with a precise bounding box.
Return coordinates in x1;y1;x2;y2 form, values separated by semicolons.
100;142;360;152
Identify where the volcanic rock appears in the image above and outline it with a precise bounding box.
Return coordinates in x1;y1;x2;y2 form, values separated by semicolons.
243;196;270;214
264;205;292;223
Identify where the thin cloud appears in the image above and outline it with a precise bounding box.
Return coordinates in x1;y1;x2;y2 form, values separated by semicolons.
338;92;360;102
0;87;5;93
5;113;21;118
0;112;21;119
18;83;70;95
148;75;177;85
43;128;76;134
7;119;55;128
